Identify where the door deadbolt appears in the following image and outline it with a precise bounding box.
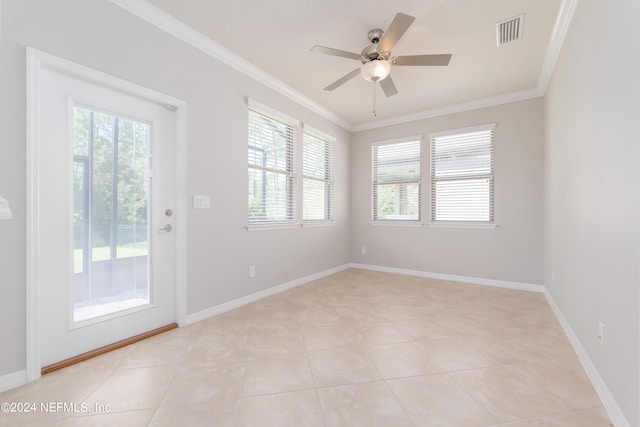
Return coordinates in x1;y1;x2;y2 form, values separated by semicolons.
165;209;173;217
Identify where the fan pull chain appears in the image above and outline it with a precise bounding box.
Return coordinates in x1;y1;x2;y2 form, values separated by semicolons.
372;81;377;117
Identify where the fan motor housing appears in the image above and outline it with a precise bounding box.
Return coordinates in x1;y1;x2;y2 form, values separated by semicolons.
361;29;388;63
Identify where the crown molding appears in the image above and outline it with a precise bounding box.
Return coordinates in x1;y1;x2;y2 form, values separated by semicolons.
110;0;578;134
109;0;352;131
537;0;580;93
353;0;579;132
351;88;544;132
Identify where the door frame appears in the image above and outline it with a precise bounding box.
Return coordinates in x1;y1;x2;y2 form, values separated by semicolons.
25;47;188;382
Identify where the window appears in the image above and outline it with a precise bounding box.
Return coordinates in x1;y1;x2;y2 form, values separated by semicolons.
303;130;333;222
372;138;421;222
248;108;295;224
430;124;495;224
73;105;151;322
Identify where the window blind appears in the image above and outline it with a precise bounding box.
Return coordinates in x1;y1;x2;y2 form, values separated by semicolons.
303;132;333;221
430;127;494;223
248;109;295;223
372;139;421;221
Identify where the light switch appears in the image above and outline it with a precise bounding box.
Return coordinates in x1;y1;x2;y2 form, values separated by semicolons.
193;195;211;209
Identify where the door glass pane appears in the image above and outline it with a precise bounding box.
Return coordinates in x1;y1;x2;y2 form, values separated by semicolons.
72;106;150;323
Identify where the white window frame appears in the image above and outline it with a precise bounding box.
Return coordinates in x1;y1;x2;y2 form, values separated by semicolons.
428;123;496;229
247;100;298;230
370;136;422;226
302;125;334;225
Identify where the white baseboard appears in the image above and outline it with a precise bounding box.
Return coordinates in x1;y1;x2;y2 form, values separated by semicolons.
0;370;26;393
349;263;544;293
350;262;629;426
543;289;630;427
178;262;629;426
184;263;542;327
183;264;350;326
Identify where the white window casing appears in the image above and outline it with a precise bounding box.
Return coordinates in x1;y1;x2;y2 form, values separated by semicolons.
248;107;296;225
371;136;422;224
302;127;334;223
247;101;337;230
429;124;496;228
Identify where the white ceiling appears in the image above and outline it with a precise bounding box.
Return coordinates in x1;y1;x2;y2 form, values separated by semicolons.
122;0;564;129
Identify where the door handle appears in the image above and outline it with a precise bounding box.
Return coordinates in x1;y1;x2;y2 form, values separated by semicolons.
159;224;173;232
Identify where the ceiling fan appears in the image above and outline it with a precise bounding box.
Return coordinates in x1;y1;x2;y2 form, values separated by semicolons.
310;12;452;98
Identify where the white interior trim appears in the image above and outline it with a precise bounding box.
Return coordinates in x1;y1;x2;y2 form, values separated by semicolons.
174;105;189;327
302;124;336;143
543;289;631;427
248;98;301;128
351;89;542;132
0;370;26;393
25;47;188;381
370;134;423;147
352;262;628;426
246;223;300;232
427;222;497;229
184;264;350;325
350;263;544;293
25;47;41;383
369;221;423;228
109;0;351;131
109;0;576;133
301;220;335;228
428;123;496;139
536;0;580;93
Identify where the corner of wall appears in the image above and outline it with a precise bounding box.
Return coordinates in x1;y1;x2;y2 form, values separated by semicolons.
543;288;631;427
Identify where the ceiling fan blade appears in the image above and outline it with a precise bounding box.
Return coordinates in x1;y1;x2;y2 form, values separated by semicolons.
378;13;415;54
380;76;398;97
324;68;361;91
393;54;452;66
311;45;361;61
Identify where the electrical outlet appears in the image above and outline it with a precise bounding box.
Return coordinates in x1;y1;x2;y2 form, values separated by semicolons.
598;321;606;345
249;266;256;278
361;246;367;255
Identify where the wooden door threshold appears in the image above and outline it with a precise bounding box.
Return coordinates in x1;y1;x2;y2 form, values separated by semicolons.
41;323;178;375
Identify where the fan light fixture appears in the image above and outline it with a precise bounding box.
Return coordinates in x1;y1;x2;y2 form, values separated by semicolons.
310;12;453;117
361;60;391;82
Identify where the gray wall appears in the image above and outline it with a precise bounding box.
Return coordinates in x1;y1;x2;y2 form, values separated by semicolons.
0;0;350;376
543;0;640;425
350;98;544;286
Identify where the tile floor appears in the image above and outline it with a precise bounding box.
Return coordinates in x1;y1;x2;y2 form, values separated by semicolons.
0;269;614;426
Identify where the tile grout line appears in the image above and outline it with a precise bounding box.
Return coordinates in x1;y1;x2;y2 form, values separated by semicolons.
441;366;502;424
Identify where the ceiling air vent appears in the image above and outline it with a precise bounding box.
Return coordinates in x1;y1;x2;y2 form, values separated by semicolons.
496;14;524;46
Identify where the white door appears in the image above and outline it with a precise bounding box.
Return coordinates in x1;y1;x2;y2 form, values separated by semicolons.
35;65;176;367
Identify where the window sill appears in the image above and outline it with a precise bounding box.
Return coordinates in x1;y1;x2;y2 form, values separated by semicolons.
302;220;335;228
428;222;497;229
370;221;423;227
247;222;300;232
